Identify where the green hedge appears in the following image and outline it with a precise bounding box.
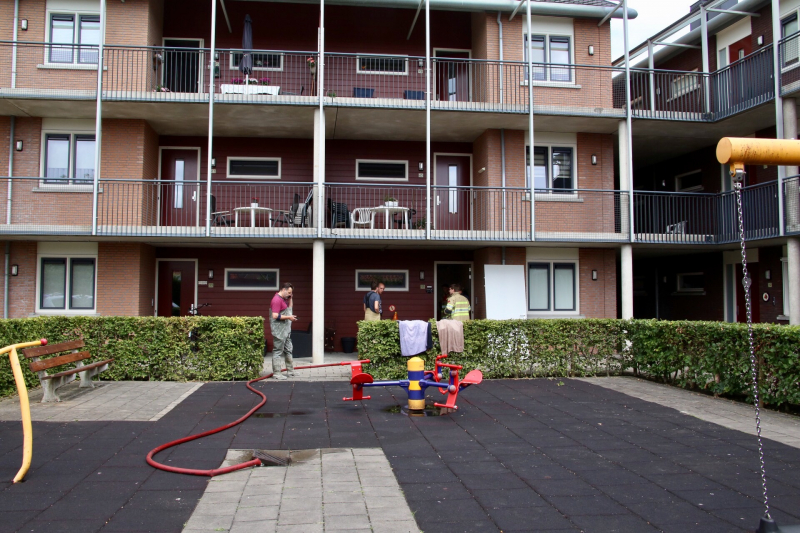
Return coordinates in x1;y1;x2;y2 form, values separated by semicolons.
0;316;264;397
356;319;800;408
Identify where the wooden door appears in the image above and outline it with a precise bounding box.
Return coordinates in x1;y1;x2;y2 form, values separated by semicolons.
736;263;760;323
435;51;470;102
160;149;198;227
434;156;470;231
157;261;196;317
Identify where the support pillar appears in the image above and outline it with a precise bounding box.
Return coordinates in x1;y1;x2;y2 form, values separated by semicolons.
621;244;633;320
618;120;631;237
312;239;325;363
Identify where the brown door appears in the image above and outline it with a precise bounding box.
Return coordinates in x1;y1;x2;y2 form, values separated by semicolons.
157;260;196;317
435;51;470;102
736;263;760;324
434;156;470;231
160;149;199;227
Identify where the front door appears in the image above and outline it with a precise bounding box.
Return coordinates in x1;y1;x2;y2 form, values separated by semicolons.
436;263;472;320
434;155;470;231
162;39;202;93
736;263;760;323
434;51;470;102
157;260;196;317
160;149;199;227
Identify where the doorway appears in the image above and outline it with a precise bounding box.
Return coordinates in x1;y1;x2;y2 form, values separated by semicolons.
434;50;470;102
435;262;473;320
162;38;202;93
434;154;471;231
156;260;197;317
735;263;760;324
159;148;200;227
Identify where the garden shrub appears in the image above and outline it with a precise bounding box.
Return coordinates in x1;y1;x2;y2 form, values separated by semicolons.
0;316;264;397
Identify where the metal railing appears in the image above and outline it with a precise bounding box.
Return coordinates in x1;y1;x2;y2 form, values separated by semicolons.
534;189;628;242
711;46;774;120
325;183;427;238
429;185;530;241
0;177;93;235
625;67;710;121
783;176;800;236
0;41;98;99
633;181;780;244
779;33;800;96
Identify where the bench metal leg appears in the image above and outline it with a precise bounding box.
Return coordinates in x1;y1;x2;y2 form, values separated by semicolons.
79;364;109;388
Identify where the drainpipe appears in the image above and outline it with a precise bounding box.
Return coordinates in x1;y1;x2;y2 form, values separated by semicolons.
425;0;431;238
5;117;14;319
12;0;19;88
501;129;506;232
526;0;535;242
773;0;786;237
497;12;503;103
205;0;217;238
91;0;106;236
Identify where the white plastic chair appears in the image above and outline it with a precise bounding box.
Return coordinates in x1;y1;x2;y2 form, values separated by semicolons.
351;208;375;229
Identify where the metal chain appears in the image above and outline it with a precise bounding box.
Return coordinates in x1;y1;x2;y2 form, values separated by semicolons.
734;181;771;520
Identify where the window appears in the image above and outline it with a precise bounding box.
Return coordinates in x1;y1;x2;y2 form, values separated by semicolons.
43;133;96;185
48;13;100;64
355;270;409;291
224;268;279;291
670;68;701;99
39;257;96;311
357;56;408;75
227;157;281;179
677;272;704;293
676;170;704;192
524;34;572;83
526;146;574;191
230;51;283;71
356;160;408;181
528;262;576;312
782;13;800;68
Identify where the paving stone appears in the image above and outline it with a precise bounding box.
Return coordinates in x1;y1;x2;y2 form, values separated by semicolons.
277;509;323;525
323;512;371;530
183;513;234;530
230;520;277;533
234;505;279;521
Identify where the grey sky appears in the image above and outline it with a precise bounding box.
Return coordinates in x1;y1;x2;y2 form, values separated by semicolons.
610;0;698;60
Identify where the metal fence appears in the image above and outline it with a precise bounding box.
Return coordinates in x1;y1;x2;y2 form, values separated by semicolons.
780;33;800;96
534;189;627;242
0;41;98;99
430;185;531;241
784;176;800;236
625;68;710;121
0;177;93;235
710;46;774;120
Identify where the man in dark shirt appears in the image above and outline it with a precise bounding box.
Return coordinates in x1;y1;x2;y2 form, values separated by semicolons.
363;281;385;321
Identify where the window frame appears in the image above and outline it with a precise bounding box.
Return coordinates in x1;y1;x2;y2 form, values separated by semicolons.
676;272;705;294
41;132;96;189
675;169;704;192
36;255;97;314
525;144;576;192
523;33;574;84
46;10;101;66
226;157;282;180
781;11;800;70
355;269;409;291
527;261;579;314
356;55;409;76
228;51;284;72
223;268;280;291
355;159;409;182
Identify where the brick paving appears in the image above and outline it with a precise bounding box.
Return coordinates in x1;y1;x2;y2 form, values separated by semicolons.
0;373;799;532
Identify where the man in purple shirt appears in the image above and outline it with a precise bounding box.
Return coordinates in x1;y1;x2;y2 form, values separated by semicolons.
270;282;297;380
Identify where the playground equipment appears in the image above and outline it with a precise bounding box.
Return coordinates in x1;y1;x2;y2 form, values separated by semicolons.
717;138;800;533
2;338;48;483
344;355;483;412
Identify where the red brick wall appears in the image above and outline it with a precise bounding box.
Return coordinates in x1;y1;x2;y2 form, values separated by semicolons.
751;5;773;49
6;241;37;318
97;242;155;316
579;248;617;318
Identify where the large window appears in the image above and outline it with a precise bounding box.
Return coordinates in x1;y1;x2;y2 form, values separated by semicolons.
782;12;800;68
230;51;283;71
43;133;96;185
523;34;572;83
528;262;576;312
227;157;281;179
39;257;96;311
356;160;408;181
526;146;574;191
357;56;408;75
48;13;100;64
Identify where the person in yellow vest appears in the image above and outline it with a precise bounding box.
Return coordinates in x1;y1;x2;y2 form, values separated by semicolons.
445;283;471;322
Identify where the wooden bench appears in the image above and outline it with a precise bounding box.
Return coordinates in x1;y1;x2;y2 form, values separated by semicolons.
21;340;113;403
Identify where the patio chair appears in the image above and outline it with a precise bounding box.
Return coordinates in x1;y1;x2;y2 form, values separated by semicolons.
328;198;350;228
210;195;232;226
666;220;687;234
351;207;375;229
394;208;417;229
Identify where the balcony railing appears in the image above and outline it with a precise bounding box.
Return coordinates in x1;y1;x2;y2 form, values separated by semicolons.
711;46;774;120
633;181;780;244
533;189;628;242
784;176;800;236
779;33;800;96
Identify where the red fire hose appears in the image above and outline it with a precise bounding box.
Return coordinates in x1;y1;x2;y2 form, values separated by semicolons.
146;360;369;477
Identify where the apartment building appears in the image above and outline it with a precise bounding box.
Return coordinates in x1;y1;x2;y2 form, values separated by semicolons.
0;0;795;357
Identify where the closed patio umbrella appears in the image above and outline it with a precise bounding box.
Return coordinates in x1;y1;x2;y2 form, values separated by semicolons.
239;15;253;86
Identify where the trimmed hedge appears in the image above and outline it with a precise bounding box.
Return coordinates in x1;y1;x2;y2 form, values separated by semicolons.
0;316;264;398
356;319;800;408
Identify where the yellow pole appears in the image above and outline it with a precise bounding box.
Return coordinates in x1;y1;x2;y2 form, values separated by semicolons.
717;137;800;175
1;338;46;483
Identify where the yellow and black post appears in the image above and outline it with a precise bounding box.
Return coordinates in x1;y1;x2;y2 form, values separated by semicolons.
406;357;425;412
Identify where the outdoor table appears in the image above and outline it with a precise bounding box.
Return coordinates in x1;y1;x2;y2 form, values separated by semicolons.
372;206;409;229
234;206;273;227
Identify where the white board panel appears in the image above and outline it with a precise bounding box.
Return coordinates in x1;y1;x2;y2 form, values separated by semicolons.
484;265;527;320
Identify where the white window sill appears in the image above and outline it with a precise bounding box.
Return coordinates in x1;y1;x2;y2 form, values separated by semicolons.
523;193;582;202
33;186;100;193
527;313;585;319
37;63;107;71
522;81;580;89
777;315;790;321
32;311;99;317
780;61;800;74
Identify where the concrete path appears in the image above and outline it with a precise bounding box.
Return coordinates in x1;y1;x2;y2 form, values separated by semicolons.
581;377;800;450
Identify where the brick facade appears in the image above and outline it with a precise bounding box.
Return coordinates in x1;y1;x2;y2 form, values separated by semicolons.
97;242;155;316
578;248;617;319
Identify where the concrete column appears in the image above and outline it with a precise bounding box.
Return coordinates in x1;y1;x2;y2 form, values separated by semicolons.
618;120;631;237
312;239;325;363
621;244;633;319
784;99;799;231
313;108;325;232
788;238;800;326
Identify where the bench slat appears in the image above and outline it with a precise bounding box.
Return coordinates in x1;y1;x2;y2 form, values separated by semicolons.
29;351;92;373
22;340;85;358
40;359;114;381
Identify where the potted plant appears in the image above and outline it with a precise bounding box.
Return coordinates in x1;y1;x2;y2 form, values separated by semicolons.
327;90;336;98
259;77;271;85
414;217;426;230
383;195;398;207
153;84;170;92
251;197;259;208
307;57;317;76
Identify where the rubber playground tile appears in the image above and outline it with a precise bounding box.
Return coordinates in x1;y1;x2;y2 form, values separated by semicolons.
671;487;765;510
408;496;490;523
526;477;603;497
456;472;528;491
543;494;630;516
470;488;550;509
400;482;474;502
568;513;662;533
488;505;575;531
0;489;63;512
21;517;109;533
627;500;717;525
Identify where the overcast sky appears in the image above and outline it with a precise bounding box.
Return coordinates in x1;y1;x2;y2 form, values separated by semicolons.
610;0;699;60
